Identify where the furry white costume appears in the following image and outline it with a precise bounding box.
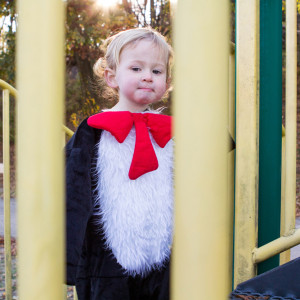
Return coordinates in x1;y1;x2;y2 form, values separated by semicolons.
93;127;174;276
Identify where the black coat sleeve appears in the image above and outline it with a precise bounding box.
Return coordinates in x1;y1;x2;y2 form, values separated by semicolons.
65;119;100;285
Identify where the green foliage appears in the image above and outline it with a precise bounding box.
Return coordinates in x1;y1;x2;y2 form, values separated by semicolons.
65;67;102;129
65;0;173;127
129;0;172;38
0;1;17;143
0;0;16;85
0;0;173;131
66;0;138;62
65;0;139;127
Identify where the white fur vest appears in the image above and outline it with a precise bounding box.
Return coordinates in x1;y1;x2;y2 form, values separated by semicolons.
93;126;174;277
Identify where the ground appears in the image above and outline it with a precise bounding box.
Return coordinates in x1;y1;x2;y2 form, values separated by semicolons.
0;237;76;299
0;237;16;299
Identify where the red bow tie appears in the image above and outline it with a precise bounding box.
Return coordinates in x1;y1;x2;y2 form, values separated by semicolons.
87;111;172;180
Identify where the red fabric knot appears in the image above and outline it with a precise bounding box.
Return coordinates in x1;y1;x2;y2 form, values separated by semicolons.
87;111;172;180
132;113;147;122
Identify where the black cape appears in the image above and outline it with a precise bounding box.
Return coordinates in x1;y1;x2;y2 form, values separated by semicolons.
230;257;300;300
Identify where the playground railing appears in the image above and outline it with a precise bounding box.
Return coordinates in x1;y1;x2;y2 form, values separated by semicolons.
234;0;260;286
234;0;299;287
0;79;76;300
252;0;298;265
2;1;298;296
1;79;17;300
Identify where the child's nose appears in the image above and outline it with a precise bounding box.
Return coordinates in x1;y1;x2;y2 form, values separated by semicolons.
142;71;153;82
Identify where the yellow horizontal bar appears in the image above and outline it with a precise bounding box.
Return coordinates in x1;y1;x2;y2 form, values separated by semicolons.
62;125;74;137
253;228;300;264
0;79;18;98
0;80;74;140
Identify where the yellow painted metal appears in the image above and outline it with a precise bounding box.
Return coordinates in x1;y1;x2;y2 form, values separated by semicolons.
280;0;297;265
0;80;72;137
228;44;236;231
283;0;297;238
172;0;230;299
16;0;65;299
253;228;300;264
3;89;12;300
63;285;67;299
62;125;74;138
280;134;290;264
227;41;236;290
234;0;260;287
229;45;235;141
0;80;18;98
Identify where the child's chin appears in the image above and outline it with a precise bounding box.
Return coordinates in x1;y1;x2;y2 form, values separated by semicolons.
135;98;159;105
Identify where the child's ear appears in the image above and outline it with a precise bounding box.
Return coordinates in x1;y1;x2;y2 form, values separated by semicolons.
166;77;172;90
104;68;118;89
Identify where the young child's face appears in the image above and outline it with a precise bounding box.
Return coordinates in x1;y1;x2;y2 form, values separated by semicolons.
106;39;169;111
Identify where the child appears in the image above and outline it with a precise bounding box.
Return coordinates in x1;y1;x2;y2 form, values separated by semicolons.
66;27;174;300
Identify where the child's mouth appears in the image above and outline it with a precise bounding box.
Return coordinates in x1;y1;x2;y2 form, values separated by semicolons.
139;88;152;92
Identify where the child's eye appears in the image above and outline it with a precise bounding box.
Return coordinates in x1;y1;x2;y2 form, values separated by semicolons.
131;67;141;72
152;69;162;75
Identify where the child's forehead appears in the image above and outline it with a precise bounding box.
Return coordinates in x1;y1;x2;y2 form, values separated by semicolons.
120;39;168;63
125;38;156;48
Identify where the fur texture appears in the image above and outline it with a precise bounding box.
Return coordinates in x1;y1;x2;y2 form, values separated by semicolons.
93;125;174;277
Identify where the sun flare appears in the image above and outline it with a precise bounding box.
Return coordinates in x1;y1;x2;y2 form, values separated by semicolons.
96;0;120;8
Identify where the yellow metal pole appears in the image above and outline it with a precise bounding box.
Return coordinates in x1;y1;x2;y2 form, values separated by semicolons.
3;89;12;300
16;1;65;299
227;43;235;290
234;0;260;287
284;0;297;238
253;228;300;263
280;0;297;265
229;45;236;141
0;80;18;98
62;125;74;138
172;0;230;299
280;133;289;264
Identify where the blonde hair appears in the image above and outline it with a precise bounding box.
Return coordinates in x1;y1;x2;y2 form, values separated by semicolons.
93;27;173;98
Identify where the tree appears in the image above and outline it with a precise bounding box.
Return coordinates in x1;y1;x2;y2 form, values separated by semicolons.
65;0;139;127
65;0;173;127
0;0;17;143
122;0;172;38
0;0;173;128
0;0;17;85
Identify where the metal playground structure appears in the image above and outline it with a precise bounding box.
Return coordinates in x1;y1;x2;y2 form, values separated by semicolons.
1;0;300;299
